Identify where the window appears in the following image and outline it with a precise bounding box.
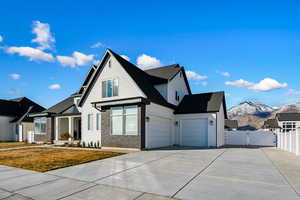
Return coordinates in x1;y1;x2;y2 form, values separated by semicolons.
102;79;119;98
96;113;101;130
88;114;93;131
111;106;138;135
175;91;180;101
282;122;296;133
34;117;46;134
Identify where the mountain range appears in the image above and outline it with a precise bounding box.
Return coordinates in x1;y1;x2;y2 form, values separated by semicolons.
228;101;300;129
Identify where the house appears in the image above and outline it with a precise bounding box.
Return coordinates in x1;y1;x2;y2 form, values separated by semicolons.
0;97;45;142
32;49;227;149
224;119;238;131
29;93;81;143
276;113;300;133
262;119;281;132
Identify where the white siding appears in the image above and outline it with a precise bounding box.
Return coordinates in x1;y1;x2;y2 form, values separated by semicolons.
167;72;189;105
0;116;15;141
217;102;225;147
154;84;168;100
81;53;146;144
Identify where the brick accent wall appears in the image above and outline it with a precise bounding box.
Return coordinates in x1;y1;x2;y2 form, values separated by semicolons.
101;104;145;149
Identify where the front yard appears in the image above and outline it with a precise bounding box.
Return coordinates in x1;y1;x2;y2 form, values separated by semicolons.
0;148;124;172
0;142;38;149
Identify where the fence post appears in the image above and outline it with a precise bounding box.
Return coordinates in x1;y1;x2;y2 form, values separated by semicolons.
296;130;299;156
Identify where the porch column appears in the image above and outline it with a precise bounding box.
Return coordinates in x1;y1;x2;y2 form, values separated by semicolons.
68;117;72;138
55;117;59;140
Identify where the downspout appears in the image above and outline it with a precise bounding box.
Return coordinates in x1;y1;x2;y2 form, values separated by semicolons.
215;113;218;148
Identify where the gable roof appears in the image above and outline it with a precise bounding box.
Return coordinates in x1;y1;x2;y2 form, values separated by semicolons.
144;65;192;94
262;119;281;129
78;65;97;94
145;64;181;79
0;97;45;123
79;49;176;109
43;94;80;115
225;119;239;129
276;113;300;121
174;91;227;118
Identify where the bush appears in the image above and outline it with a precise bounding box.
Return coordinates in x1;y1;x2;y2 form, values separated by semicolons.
60;132;71;140
82;141;86;148
96;141;100;148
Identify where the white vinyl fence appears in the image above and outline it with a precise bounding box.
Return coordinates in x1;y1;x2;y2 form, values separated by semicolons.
277;130;300;156
225;131;276;147
27;131;34;144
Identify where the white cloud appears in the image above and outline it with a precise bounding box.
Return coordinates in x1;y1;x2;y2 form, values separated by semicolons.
8;89;21;95
225;79;253;88
48;84;61;90
121;55;130;61
220;71;230;77
56;51;94;68
5;46;54;62
200;81;208;86
31;21;55;50
287;89;300;95
137;54;161;69
90;42;103;48
0;35;3;42
9;73;21;80
186;70;208;80
249;78;287;92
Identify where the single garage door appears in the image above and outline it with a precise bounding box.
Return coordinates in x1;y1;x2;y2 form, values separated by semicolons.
146;116;172;149
180;119;208;147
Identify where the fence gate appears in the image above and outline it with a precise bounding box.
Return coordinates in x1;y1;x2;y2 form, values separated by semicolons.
225;131;276;146
27;131;34;144
277;130;300;156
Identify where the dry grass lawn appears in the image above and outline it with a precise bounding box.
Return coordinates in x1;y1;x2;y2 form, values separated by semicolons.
0;142;39;149
0;148;124;172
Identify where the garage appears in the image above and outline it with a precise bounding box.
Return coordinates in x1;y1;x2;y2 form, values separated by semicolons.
180;119;208;147
146;115;173;149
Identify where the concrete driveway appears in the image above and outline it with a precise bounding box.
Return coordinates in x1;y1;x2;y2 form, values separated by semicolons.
0;148;299;200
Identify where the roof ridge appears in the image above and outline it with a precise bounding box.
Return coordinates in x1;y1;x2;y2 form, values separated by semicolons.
144;64;180;71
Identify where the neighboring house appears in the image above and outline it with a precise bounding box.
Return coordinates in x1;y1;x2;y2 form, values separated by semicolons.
29;93;81;143
276;113;300;133
224;119;239;131
262;119;281;132
0;97;45;142
32;49;227;149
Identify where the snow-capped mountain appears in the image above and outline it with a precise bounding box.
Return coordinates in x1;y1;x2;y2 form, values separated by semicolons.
277;102;300;113
228;101;276;118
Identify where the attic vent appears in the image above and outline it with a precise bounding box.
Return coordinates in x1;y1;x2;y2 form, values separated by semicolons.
180;71;182;78
108;60;111;68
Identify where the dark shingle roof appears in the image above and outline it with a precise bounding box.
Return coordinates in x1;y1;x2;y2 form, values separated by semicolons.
276;113;300;121
43;94;80;115
145;64;181;80
0;97;45;123
262;119;281;129
107;50;176;108
174;91;227;117
225;119;239;129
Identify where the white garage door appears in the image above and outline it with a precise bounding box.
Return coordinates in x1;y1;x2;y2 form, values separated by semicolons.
146;116;172;149
180;119;208;147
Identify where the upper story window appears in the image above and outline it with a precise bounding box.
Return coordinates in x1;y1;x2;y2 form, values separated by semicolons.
175;91;180;101
34;117;47;134
102;79;119;98
282;122;296;133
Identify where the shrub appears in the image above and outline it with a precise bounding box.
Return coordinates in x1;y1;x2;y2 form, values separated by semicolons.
82;141;86;148
96;141;100;148
60;132;71;140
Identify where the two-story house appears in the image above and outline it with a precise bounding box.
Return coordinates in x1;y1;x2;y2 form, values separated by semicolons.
31;49;227;149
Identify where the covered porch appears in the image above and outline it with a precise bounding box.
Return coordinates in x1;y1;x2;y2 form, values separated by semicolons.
54;115;81;142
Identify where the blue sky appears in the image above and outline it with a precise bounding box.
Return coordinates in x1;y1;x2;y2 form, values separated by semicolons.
1;0;300;108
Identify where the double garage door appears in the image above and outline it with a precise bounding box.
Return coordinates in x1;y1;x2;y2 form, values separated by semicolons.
180;119;208;147
146;116;209;148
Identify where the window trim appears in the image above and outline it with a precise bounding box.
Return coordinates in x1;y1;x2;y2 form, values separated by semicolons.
102;78;119;98
34;117;47;135
110;105;138;136
87;113;93;131
282;121;296;133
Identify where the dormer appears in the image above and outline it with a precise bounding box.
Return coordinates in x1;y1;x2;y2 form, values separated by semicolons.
144;64;191;105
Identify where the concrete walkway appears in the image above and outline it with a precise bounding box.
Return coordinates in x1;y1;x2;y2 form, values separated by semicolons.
0;148;299;200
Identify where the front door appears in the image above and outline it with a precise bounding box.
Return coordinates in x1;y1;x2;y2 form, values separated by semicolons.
73;118;81;140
